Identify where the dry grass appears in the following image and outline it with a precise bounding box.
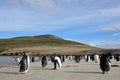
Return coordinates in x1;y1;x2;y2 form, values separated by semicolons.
0;37;98;55
1;45;98;55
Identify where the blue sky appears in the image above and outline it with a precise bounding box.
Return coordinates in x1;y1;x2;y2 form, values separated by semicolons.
0;0;120;48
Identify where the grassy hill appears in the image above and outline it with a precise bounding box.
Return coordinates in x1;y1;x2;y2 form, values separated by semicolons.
0;34;88;48
0;34;98;55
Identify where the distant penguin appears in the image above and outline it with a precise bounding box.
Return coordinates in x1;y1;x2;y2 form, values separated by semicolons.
14;56;20;63
115;54;120;61
59;55;65;63
86;55;90;62
90;54;95;61
100;53;112;74
54;56;62;69
94;54;99;63
68;56;73;61
31;56;35;62
74;55;80;63
41;56;47;68
62;55;66;62
18;52;30;74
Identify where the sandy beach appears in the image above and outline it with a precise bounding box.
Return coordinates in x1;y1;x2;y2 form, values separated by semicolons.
0;59;120;80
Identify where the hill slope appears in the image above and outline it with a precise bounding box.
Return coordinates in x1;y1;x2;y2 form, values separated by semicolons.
0;34;97;55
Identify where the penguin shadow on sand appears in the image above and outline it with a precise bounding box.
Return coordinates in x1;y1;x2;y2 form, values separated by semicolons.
0;71;31;75
65;71;101;74
0;71;19;75
32;67;55;71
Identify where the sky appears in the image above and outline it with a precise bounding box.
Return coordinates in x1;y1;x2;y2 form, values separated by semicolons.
0;0;120;49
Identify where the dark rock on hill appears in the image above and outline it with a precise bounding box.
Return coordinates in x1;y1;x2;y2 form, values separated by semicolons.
14;34;63;39
34;34;63;39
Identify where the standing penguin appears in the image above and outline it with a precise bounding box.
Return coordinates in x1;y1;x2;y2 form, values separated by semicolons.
86;55;91;62
100;52;112;74
14;56;20;63
54;56;62;69
115;54;120;61
94;54;99;63
74;55;80;63
51;55;62;69
41;56;47;68
18;52;30;75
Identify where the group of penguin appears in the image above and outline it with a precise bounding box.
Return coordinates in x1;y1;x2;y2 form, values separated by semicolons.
17;52;62;75
17;52;119;75
41;55;62;69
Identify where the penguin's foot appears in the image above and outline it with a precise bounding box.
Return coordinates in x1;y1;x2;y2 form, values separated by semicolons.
24;73;27;75
102;71;110;74
95;61;98;63
106;71;110;74
53;68;57;70
102;71;105;74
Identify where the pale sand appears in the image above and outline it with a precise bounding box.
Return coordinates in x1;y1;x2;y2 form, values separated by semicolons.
0;59;120;80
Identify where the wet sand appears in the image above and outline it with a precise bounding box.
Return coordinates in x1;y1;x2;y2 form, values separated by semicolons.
0;59;120;80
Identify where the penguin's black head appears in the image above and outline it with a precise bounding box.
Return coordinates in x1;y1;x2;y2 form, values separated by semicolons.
107;52;113;59
23;52;28;57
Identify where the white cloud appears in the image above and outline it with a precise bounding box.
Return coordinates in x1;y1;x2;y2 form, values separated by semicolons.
63;0;80;3
100;7;120;17
1;0;60;10
89;43;96;47
87;40;120;48
113;33;120;36
0;22;67;32
1;0;120;33
0;23;29;31
63;39;120;49
92;22;120;32
7;0;20;5
49;6;120;27
23;0;55;9
102;23;120;31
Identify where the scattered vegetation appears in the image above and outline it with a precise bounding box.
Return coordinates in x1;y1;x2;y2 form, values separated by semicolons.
0;34;119;55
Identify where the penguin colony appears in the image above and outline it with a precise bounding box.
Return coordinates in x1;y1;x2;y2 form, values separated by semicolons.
17;52;120;75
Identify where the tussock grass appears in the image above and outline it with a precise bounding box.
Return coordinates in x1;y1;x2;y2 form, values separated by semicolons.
3;45;97;55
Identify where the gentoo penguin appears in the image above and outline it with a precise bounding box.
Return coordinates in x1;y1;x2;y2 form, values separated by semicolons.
54;56;62;69
14;56;20;63
100;52;112;74
74;55;80;63
41;56;47;68
86;55;91;62
51;55;62;69
115;54;120;61
31;56;35;62
94;54;99;63
18;52;30;74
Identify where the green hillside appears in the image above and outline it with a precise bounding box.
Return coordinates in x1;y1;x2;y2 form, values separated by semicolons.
0;34;97;55
0;37;85;48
